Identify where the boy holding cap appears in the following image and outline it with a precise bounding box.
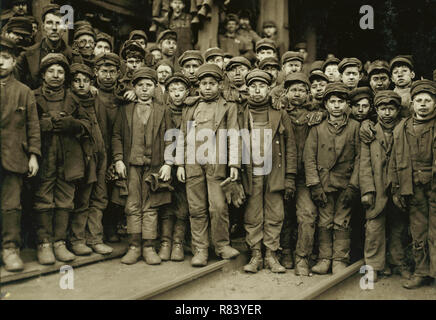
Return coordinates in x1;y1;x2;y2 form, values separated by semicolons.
240;69;297;274
390;55;415;116
0;36;41;271
176;63;241;267
338;57;363;90
389;79;436;289
304;82;361;275
359;90;410;282
112;67;173;265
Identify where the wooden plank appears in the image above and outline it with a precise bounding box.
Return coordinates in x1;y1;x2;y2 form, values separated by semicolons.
86;0;137;17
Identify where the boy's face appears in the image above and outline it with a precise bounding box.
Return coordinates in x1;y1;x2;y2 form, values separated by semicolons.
160;39;177;57
248;80;269;103
298;49;308;62
134;78;155;102
199;76;220;99
76;34;95;57
369;71;390;92
151;49;162;62
43;13;64;42
341;66;361;89
286;82;308;106
170;0;185;15
310;78;328;101
12;3;28;15
182;59;201;82
227;64;249;87
263;26;276;37
226;21;238;33
256;48;275;62
324;63;341;82
391;65;415;88
5;31;24;44
376;103;399;124
0;51;16;77
95;65;119;86
32;23;38;36
94;41;111;56
263;66;279;83
206;56;224;70
351;98;371;121
283;60;302;75
239;18;250;29
43;64;65;87
168;81;188;106
412;92;436;119
325;94;349;118
72;72;91;96
126;56;144;71
156;64;172;84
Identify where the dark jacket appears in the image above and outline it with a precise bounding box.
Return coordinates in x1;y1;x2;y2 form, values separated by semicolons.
0;76;41;174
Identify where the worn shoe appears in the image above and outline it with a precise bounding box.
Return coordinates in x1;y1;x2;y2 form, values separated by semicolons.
149;23;157;33
2;248;24;272
143;246;161;265
392;265;412;279
107;234;120;243
281;249;294;269
216;245;240;259
402;275;430;289
191;16;200;25
265;249;286;273
121;246;141;264
294;256;310;276
311;259;331;274
191;248;208;267
92;243;113;255
71;243;93;256
158;241;171;261
37;243;56;265
332;261;348;274
381;265;392;276
171;243;184;262
198;4;209;17
243;249;263;273
54;241;76;262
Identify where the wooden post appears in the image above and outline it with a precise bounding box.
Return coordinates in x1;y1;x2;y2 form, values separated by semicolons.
257;0;289;53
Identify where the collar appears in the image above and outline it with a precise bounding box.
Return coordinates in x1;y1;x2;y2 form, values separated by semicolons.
41;37;65;53
0;74;14;87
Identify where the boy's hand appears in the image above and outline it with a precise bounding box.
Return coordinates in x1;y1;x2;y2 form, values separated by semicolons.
361;192;375;210
310;184;327;208
360;120;376;144
124;90;136;102
393;194;407;212
28;154;39;177
159;164;172;182
90;85;98;96
341;186;359;208
177;167;186;183
284;174;296;200
229;167;238;181
115;160;127;179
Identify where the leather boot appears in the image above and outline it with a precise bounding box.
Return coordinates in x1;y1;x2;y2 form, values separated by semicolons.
159;216;174;260
216;245;240;259
333;228;351;265
158;241;171;261
313;227;332;274
2;248;24;272
265;249;286;273
171;219;186;261
392;265;412;279
281;248;294;269
37;242;55;265
332;260;348;274
36;210;53;244
171;242;184;261
191;248;208;267
311;259;331;274
402;275;431;289
53;209;70;244
149;23;157;33
197;4;209;17
243;248;263;273
121;245;141;264
295;255;310;276
91;243;113;255
71;243;93;256
54;240;76;262
143;240;161;265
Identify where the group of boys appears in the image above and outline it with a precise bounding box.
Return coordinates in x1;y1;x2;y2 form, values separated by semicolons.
1;2;436;291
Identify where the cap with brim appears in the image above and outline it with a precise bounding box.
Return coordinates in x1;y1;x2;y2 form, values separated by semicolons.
149;44;161;52
349;87;373;104
295;42;307;50
204;47;224;61
246;69;272;86
284;72;310;89
322;56;340;71
259;57;280;70
310;60;324;73
132;67;157;85
96;32;113;50
165;72;190;89
281;51;304;65
157;30;177;43
373;90;401;107
262;20;276;28
70;63;93;79
255;38;276;52
121;40;145;60
338;57;362;73
178;50;204;66
224;52;234;59
0;36;17;55
225;13;239;23
309;70;329;83
40;53;70;75
225;56;251;71
195;63;223;81
74;20;92;29
368;60;389;77
94;52;120;67
74;26;96;40
41;4;60;21
410;79;436;99
323;82;349;101
129;30;148;43
155;59;174;71
389;55;414;71
6;16;32;35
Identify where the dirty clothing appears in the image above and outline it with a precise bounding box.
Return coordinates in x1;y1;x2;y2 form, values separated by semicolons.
169;12;194;58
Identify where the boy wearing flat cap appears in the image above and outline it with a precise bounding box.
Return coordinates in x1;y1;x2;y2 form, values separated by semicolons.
322;56;341;83
157;29;180;71
218;14;242;59
389;79;436;289
255;38;277;65
223;56;251;105
349;87;375;123
3;16;34;50
259;57;280;89
390;55;415;116
304;82;361;275
309;68;329;109
239;69;297;274
339;57;363;90
112;67;173;265
368;60;391;93
155;59;174;105
73;25;96;68
178;50;203;95
94;32;113;57
176;63;241;267
33;53;90;266
204;47;224;70
0;36;40;272
261;21;285;59
359;90;410;282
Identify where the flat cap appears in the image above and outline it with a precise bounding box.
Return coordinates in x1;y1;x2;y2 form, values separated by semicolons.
120;40;145;60
149;44;161;52
94;52;120;67
245;69;272;86
281;51;304;65
225;56;251;71
74;20;92;29
390;55;414;71
294;42;307;50
255;38;277;52
40;53;69;75
367;60;389;76
225;13;239;23
310;60;324;73
262;20;276;28
5;16;32;35
70;63;93;79
195;63;223;81
224;52;234;59
323;82;349;101
410;79;436;98
284;72;310;89
338;57;362;73
157;29;177;43
96;32;113;50
374;90;401;107
178;50;204;66
309;70;329;83
165;72;190;89
349;87;373;104
132;67;157;85
41;4;61;21
204;47;224;61
259;56;280;70
74;25;96;40
129;30;148;43
0;36;17;54
322;56;340;71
